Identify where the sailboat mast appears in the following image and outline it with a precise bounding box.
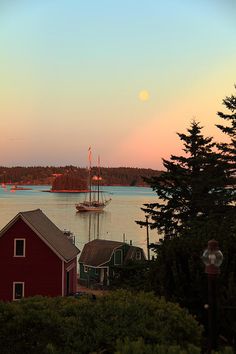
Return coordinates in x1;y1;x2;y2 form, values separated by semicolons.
97;156;100;203
88;147;92;203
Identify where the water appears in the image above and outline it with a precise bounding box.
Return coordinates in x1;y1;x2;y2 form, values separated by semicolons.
0;185;158;255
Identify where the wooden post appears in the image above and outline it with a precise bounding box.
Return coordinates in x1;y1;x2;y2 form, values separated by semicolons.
145;215;150;261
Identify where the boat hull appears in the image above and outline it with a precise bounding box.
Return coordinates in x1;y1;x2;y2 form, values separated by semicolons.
76;205;105;212
75;199;111;212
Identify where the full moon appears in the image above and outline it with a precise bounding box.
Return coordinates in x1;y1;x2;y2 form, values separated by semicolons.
139;90;150;101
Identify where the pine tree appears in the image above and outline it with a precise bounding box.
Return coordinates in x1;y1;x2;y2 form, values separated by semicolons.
137;119;236;343
216;85;236;192
140;121;229;239
215;87;236;342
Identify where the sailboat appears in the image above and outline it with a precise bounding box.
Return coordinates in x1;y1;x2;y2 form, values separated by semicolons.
75;149;111;212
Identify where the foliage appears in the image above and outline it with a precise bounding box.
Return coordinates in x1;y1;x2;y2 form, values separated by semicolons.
216;85;236;180
114;338;201;354
113;338;234;354
110;261;152;291
139;121;230;239
0;291;202;354
0;166;161;186
51;172;87;190
146;234;206;313
97;167;161;186
138;118;236;345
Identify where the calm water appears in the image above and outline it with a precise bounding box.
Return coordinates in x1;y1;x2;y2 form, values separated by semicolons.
0;185;158;255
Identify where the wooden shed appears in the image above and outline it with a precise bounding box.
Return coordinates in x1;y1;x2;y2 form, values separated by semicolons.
79;239;146;288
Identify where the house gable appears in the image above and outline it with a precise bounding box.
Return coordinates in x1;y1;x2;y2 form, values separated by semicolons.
0;210;79;301
0;218;63;300
124;246;146;263
0;209;80;262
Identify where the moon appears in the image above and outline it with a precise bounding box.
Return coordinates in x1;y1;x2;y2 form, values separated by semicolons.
139;90;150;101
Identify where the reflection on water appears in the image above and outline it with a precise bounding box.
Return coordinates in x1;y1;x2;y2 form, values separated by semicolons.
77;212;103;241
0;185;159;255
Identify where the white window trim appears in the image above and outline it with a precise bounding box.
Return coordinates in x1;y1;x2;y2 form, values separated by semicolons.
14;238;26;257
84;265;88;272
114;249;123;265
13;282;25;301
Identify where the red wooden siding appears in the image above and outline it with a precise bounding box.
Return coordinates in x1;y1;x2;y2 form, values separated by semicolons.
64;258;77;296
0;218;64;301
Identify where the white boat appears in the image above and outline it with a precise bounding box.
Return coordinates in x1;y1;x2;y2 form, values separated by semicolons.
75;149;111;212
75;198;111;212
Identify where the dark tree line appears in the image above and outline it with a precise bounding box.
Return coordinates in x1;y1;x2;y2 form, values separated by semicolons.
0;166;161;187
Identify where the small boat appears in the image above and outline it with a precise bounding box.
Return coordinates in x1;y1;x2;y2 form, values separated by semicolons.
75;149;111;212
10;185;32;191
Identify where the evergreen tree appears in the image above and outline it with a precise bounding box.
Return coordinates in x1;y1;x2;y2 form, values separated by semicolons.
216;85;236;192
140;121;229;239
137;119;236;344
215;87;236;343
51;172;87;191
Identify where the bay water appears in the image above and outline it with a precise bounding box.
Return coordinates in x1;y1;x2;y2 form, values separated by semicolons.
0;185;158;256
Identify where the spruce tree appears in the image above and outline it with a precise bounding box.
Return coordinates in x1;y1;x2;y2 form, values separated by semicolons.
138;119;236;343
215;87;236;340
216;85;236;192
140;121;229;239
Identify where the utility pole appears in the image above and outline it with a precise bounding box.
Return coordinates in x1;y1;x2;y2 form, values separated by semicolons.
123;233;126;243
145;215;150;261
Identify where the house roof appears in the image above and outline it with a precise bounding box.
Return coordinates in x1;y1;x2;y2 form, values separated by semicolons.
79;239;124;267
0;209;80;262
124;245;145;262
79;239;145;267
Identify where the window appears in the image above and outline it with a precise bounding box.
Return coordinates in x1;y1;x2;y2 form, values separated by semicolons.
14;239;25;257
114;250;123;265
136;251;142;260
84;265;88;272
13;282;24;300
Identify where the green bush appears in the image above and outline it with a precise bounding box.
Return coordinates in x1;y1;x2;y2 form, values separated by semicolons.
113;338;234;354
114;338;201;354
0;290;202;354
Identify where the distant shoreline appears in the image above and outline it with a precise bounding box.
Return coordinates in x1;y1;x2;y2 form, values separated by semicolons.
0;167;161;189
42;189;90;193
41;185;151;193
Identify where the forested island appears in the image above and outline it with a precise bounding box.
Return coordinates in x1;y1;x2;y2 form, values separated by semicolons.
0;166;161;189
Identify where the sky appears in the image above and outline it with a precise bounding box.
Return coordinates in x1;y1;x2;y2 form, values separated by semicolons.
0;0;236;169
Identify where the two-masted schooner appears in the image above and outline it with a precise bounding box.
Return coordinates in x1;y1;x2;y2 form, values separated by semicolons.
75;148;111;212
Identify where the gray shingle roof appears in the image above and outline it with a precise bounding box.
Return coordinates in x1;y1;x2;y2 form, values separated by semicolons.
0;209;80;262
79;239;124;267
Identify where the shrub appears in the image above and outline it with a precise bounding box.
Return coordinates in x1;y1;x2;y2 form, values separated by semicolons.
0;291;202;354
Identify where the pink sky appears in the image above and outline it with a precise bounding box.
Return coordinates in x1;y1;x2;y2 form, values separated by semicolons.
0;1;235;169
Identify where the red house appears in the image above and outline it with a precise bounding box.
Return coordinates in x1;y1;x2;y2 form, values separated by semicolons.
0;209;80;301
